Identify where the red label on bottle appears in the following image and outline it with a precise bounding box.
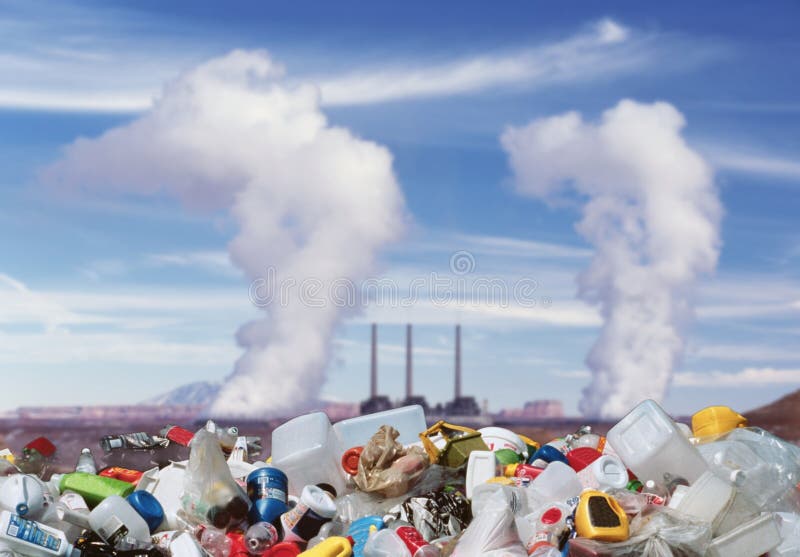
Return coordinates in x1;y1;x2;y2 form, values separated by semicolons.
395;526;429;552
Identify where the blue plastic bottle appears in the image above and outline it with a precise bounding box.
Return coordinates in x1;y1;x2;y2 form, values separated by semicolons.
246;467;289;525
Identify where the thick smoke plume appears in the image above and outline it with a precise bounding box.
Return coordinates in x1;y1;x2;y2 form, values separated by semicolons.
502;100;721;418
44;50;405;418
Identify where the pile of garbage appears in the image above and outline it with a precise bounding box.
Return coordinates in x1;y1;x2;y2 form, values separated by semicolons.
1;399;799;556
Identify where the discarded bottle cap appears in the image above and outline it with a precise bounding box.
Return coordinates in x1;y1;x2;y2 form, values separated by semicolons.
341;447;363;476
126;490;164;533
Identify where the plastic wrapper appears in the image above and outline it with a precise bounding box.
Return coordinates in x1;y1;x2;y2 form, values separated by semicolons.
568;507;712;557
387;487;472;542
180;429;251;529
336;464;462;523
450;488;526;557
354;425;430;498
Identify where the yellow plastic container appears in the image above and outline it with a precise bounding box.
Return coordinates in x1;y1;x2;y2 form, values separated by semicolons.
419;421;489;468
575;490;629;542
298;536;353;556
692;406;748;438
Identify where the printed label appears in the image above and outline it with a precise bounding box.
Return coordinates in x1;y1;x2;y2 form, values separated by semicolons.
7;514;62;552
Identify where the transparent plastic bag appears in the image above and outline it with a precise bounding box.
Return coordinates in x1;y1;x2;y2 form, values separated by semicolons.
354;426;430;498
451;488;527;557
180;429;251;529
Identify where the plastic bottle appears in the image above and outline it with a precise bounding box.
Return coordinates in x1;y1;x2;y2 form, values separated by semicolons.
0;474;57;522
88;494;150;549
198;526;232;557
279;485;337;543
392;523;440;557
52;472;134;507
127;490;165;533
641;480;669;506
529;461;583;504
0;511;79;557
75;448;97;475
55;492;91;540
244;522;279;554
363;529;412;557
524;504;570;557
246;467;288;525
576;455;629;491
298;536;353;556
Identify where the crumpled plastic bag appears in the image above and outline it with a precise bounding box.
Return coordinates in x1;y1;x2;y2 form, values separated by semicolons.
567;507;712;557
354;425;430;498
450;487;527;557
180;428;251;529
387;487;472;541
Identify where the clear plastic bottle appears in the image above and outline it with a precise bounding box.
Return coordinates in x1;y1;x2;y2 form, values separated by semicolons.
244;522;279;555
363;529;412;557
75;448;97;475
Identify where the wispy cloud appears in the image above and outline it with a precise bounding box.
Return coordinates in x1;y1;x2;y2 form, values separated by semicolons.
706;148;800;181
0;10;717;113
318;19;658;106
688;343;800;362
146;250;236;276
674;367;800;387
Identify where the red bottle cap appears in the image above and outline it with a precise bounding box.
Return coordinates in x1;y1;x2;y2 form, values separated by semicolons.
267;542;302;557
541;507;563;525
566;447;601;472
341;446;363;476
24;437;56;458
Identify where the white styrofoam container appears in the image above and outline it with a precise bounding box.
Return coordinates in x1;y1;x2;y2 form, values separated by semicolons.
708;513;782;557
332;405;427;454
271;412;346;497
607;399;708;484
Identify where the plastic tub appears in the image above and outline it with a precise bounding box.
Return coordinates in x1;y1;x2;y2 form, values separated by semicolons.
272;412;346;497
707;513;782;557
607;399;708;484
333;405;426;453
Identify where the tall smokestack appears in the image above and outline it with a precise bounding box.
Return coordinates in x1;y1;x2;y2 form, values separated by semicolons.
454;324;462;399
405;324;413;399
370;323;378;399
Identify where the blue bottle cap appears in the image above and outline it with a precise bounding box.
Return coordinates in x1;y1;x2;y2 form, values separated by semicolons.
528;444;569;466
126;490;165;533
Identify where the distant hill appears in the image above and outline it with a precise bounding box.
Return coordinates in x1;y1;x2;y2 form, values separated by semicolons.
746;388;800;443
144;381;220;407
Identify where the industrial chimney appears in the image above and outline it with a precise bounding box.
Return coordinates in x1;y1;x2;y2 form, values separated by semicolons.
444;323;480;417
360;323;392;415
454;323;462;400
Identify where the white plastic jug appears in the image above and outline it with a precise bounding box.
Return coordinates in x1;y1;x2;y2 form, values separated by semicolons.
271;412;346;497
607;399;708;484
576;455;629;491
0;475;57;523
333;405;426;453
530;462;582;504
363;529;412;557
88;495;150;548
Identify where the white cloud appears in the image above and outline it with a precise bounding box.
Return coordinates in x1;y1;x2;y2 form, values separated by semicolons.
689;343;800;362
550;369;591;379
674;367;800;387
317;19;651;106
708;150;800;181
446;232;592;259
146;250;237;276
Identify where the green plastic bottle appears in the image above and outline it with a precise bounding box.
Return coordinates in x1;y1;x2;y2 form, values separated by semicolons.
53;472;134;508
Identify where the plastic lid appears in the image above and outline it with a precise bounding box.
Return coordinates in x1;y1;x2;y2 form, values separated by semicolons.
541;507;563;525
24;437;56;458
126;490;165;533
341;447;363;476
567;447;602;472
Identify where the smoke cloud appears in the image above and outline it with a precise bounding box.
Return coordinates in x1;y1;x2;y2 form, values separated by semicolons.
43;50;406;418
501;100;721;418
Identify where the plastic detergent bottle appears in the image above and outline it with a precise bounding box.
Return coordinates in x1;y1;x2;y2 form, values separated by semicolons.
52;473;134;508
0;511;80;557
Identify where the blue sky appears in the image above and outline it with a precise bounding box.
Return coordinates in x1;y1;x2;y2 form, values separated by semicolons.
2;0;800;416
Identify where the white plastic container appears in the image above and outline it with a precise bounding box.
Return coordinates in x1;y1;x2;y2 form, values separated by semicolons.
55;492;91;541
88;495;150;548
168;532;206;557
0;475;57;523
576;455;629;491
279;485;337;543
465;451;500;499
530;462;583;504
364;529;412;557
668;470;757;536
333;405;426;452
477;427;527;455
707;513;782;557
137;463;185;531
0;511;79;557
607;399;708;484
271;412;346;497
